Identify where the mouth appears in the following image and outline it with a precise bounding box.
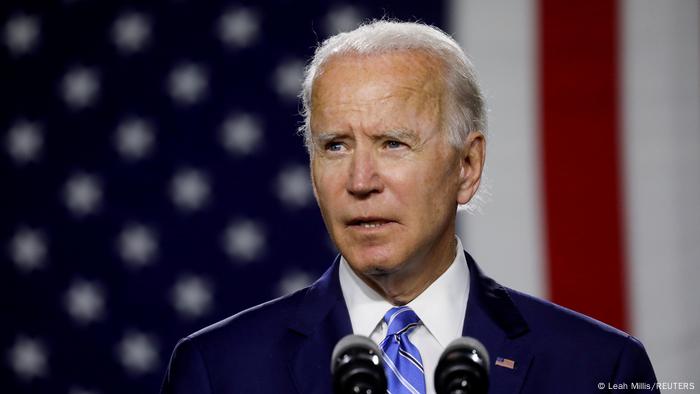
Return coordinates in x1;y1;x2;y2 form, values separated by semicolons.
346;217;395;230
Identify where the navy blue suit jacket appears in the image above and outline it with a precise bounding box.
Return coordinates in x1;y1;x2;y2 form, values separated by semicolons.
162;252;658;393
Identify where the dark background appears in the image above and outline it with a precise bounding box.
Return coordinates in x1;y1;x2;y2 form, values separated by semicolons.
0;1;445;393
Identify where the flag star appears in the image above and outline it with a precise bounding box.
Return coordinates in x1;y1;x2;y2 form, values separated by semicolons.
272;59;305;101
5;120;43;164
117;224;158;267
114;117;155;160
63;173;102;216
116;331;159;375
171;274;213;319
112;12;151;54
8;336;48;380
276;270;314;297
218;7;260;49
3;14;40;55
275;165;313;208
168;63;208;105
9;228;47;272
170;168;210;211
64;279;105;324
323;5;362;35
222;219;266;263
220;113;263;156
61;67;100;109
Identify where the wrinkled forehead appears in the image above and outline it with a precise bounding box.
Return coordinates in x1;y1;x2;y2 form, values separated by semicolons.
311;49;447;102
308;51;448;146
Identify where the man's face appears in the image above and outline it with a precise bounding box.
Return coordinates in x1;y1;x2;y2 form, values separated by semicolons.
309;51;481;298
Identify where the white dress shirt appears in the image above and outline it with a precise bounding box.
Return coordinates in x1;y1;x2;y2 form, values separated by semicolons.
338;237;470;394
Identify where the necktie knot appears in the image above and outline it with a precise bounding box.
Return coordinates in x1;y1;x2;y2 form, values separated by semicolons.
383;306;421;337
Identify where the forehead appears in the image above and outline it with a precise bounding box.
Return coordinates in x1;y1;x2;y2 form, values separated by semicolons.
315;50;443;93
310;50;445;129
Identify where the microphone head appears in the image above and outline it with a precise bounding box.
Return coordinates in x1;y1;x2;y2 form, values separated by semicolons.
434;337;490;394
331;335;387;394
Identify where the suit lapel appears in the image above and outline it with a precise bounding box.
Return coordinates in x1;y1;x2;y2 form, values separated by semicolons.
463;252;533;394
286;253;534;394
286;257;353;394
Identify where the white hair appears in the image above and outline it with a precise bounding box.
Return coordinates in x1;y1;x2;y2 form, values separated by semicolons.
298;20;487;152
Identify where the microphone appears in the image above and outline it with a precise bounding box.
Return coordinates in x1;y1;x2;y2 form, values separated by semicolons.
331;335;387;394
434;337;490;394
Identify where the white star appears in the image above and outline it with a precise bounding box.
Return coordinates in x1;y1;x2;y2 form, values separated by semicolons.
170;168;210;211
112;12;151;54
3;14;40;55
171;274;213;319
168;63;208;105
116;331;159;375
218;7;260;49
64;279;105;324
63;173;102;216
276;270;314;297
5;120;43;164
220;113;263;156
114;117;155;160
272;59;305;101
8;336;48;380
117;224;157;267
275;165;313;208
61;67;100;109
9;228;47;272
323;5;362;35
222;219;266;263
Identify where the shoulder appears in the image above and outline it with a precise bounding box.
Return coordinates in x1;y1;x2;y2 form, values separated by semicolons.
504;288;658;388
167;286;311;373
504;287;655;379
162;288;312;393
183;288;307;352
508;287;630;340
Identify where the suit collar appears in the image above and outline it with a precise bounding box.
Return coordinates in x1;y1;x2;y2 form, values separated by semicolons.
462;250;529;338
287;255;351;336
288;252;534;394
287;256;353;394
462;251;533;394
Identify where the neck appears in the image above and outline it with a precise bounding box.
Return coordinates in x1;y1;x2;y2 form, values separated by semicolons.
358;236;457;305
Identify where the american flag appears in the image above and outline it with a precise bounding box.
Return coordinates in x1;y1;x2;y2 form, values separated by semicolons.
494;357;515;370
4;1;700;393
0;1;444;393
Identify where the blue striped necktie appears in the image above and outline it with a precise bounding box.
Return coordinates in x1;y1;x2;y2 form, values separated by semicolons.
380;306;426;394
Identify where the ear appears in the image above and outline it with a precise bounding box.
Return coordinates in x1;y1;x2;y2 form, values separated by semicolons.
457;131;486;205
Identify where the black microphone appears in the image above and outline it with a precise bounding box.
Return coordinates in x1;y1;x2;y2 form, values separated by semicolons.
331;335;387;394
434;337;490;394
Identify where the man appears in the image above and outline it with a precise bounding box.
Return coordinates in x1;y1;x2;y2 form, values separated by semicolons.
162;21;658;394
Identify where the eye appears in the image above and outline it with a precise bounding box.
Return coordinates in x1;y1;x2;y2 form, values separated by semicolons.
325;142;345;152
385;140;404;149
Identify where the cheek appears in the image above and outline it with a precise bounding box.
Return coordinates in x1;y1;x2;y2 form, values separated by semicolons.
312;162;344;208
406;160;458;215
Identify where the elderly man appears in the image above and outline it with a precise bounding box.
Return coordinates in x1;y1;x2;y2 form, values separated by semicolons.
161;21;658;394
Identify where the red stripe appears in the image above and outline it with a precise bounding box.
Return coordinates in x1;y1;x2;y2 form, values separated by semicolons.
539;0;628;330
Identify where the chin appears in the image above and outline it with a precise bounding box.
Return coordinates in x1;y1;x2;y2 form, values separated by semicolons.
345;248;407;276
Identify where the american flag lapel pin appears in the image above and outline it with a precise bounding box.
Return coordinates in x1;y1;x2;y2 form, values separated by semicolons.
495;357;516;370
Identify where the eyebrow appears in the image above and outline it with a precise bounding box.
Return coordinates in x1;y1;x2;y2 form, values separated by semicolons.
380;129;419;145
312;129;420;145
312;131;345;146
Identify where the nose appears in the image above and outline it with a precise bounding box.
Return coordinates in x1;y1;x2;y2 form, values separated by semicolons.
346;148;383;198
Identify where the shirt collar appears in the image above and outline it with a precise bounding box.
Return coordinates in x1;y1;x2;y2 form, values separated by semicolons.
339;237;470;346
